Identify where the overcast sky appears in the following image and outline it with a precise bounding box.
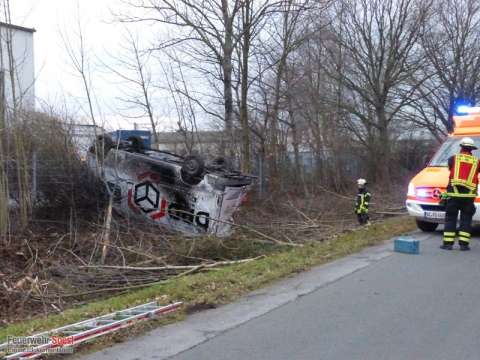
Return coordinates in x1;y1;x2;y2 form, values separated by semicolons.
11;0;177;131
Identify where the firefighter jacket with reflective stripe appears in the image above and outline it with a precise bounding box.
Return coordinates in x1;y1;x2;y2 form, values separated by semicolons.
447;152;480;198
355;189;371;214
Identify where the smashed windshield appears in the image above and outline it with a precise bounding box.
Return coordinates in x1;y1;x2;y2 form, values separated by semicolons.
429;137;480;166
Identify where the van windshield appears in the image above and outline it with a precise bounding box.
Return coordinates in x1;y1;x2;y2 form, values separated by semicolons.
429;137;480;166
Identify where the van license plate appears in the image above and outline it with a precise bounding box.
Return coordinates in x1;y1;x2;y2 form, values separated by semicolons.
424;211;444;219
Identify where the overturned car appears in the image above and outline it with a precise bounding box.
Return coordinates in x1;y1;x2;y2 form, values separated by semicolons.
88;136;253;237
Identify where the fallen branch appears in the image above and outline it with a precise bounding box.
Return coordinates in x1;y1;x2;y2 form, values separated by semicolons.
373;211;407;216
99;241;167;264
80;256;266;272
162;208;301;247
316;185;354;200
47;256;266;298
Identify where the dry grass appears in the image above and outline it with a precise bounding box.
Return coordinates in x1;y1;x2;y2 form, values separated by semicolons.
0;186;407;324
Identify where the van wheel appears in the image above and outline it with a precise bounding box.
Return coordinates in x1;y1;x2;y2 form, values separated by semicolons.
127;136;145;153
89;135;114;157
181;155;205;185
416;220;438;232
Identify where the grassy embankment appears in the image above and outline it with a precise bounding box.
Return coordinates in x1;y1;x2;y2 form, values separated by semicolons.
0;216;415;345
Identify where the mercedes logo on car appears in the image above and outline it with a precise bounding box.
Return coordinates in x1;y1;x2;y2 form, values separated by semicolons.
432;188;442;199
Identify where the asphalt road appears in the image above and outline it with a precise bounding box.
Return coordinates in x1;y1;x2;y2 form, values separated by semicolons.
79;230;480;360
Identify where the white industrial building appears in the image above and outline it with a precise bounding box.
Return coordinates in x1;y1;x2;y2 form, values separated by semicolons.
0;22;35;111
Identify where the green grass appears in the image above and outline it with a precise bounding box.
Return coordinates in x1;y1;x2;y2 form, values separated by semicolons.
0;216;415;343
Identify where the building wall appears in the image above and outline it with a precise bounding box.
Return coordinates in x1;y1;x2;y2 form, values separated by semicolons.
0;24;35;111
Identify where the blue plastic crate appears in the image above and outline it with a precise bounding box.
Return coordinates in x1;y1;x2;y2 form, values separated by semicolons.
394;236;419;254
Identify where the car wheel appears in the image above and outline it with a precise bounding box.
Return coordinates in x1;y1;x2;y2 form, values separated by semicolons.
181;155;205;185
90;134;114;157
127;136;145;152
416;220;438;232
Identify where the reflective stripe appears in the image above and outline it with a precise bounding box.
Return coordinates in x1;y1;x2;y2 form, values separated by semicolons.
446;192;476;198
459;231;471;238
467;155;479;185
454;179;476;190
451;154;479;191
454;154;461;185
356;193;369;214
443;229;455;242
459;237;470;243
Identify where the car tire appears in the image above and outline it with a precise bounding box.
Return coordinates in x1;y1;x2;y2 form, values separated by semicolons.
90;134;114;157
181;155;205;185
416;220;438;232
127;136;145;152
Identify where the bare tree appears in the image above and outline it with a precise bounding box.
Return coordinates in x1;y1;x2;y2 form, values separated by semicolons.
283;28;352;190
103;29;159;145
234;0;281;172
410;0;480;138
61;3;117;263
264;0;310;184
121;0;247;157
61;4;100;133
238;0;255;172
321;0;432;183
160;57;204;154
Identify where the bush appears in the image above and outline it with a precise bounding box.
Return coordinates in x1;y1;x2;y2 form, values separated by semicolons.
4;111;106;224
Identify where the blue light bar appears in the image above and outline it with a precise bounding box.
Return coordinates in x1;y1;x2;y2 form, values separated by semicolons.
456;105;480;115
457;105;472;115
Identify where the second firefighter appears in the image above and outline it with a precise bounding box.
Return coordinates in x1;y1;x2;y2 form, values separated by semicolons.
355;178;371;225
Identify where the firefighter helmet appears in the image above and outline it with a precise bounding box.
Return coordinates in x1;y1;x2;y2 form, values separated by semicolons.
460;137;478;150
357;178;367;186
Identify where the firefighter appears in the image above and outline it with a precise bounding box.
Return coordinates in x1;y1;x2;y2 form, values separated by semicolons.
441;137;479;251
355;178;371;225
